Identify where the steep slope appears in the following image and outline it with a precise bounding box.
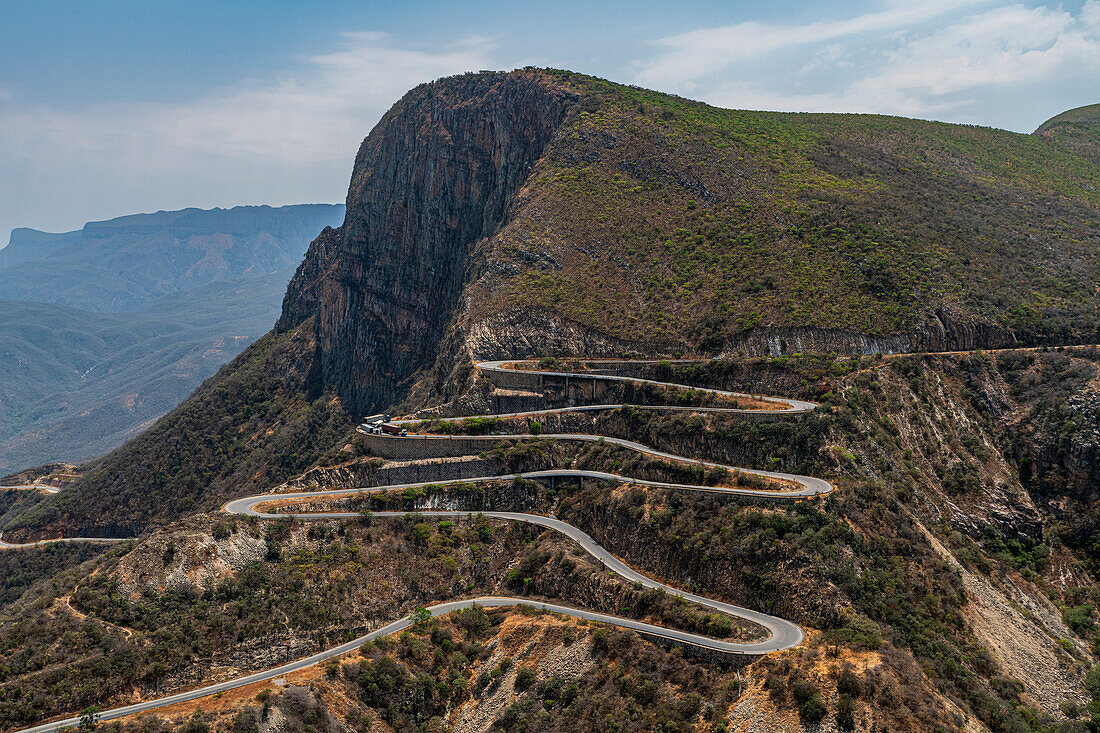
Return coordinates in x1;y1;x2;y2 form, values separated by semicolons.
4;350;1099;733
278;71;578;414
0;270;293;473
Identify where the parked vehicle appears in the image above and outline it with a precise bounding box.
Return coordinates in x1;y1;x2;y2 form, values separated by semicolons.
380;423;407;436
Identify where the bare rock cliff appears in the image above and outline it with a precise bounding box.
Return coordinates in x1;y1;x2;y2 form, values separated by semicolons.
278;71;578;415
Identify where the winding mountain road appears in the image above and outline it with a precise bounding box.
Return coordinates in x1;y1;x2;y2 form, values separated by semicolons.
11;358;833;733
0;484;60;494
0;535;124;550
0;484;128;549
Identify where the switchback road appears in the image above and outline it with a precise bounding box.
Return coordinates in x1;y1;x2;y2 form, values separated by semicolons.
12;358;833;732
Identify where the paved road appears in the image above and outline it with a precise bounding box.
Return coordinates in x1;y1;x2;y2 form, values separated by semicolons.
365;437;831;498
225;499;804;653
12;592;776;733
12;358;830;732
475;360;818;412
0;484;60;494
0;533;125;550
0;484;128;549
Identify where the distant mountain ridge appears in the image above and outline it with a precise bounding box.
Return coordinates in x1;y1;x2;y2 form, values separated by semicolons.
0;203;344;473
0;203;344;312
0;228;81;269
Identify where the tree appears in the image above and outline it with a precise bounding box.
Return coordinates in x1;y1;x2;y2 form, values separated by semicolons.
792;681;827;725
412;523;432;544
836;666;861;697
78;707;100;731
799;694;827;725
1087;664;1100;725
515;666;538;689
411;606;432;628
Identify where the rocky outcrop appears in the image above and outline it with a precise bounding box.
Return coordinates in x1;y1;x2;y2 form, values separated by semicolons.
720;307;1018;358
278;72;579;416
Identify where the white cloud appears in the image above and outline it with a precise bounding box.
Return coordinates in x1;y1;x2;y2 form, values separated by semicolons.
851;3;1100;110
0;33;497;237
4;33;496;165
634;0;989;89
637;1;1100;126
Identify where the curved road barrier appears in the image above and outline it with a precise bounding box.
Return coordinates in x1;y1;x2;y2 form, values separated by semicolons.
13;359;834;732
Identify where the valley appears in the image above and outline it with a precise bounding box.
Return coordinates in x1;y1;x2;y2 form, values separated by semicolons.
0;205;345;474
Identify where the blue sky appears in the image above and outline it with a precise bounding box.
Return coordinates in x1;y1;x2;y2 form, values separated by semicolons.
1;0;1098;240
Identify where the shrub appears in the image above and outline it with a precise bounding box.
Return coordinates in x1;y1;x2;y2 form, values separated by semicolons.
411;606;432;628
836;693;856;730
180;711;210;733
836;666;861;697
791;681;827;724
791;680;818;704
799;693;827;724
162;541;176;566
264;538;281;562
1063;605;1097;636
411;523;432;544
515;666;538;689
456;605;490;637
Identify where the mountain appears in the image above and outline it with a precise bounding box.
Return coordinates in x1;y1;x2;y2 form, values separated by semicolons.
0;228;81;269
0;204;344;473
0;204;344;312
2;71;1099;733
1035;103;1100;166
17;68;1098;536
280;70;1099;419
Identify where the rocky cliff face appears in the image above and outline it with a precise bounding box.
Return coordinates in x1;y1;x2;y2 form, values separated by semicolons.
278;72;578;416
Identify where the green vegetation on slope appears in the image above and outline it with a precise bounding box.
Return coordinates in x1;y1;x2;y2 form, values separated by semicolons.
1035;104;1100;167
471;71;1099;349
